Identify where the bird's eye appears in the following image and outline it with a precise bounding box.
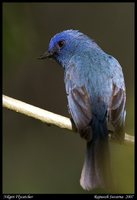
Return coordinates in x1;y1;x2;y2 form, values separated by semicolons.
58;40;65;48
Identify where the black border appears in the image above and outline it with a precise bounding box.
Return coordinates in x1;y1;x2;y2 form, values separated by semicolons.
1;1;135;199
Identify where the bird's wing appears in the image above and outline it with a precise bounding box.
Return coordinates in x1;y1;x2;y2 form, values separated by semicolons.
67;84;92;131
110;83;126;127
65;67;92;135
109;82;126;140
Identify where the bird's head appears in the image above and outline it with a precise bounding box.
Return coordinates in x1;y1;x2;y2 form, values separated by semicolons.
38;29;91;67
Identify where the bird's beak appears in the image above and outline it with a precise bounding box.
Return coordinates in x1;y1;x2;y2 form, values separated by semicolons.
37;51;54;60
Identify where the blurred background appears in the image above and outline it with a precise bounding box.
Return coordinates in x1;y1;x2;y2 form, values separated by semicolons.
3;3;134;194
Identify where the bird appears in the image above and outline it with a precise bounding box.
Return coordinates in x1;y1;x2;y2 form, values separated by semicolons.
38;30;126;191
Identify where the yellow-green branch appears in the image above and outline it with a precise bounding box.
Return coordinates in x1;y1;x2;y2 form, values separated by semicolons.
2;95;134;144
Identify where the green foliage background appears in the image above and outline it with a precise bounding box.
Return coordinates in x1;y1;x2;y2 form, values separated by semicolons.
3;3;134;193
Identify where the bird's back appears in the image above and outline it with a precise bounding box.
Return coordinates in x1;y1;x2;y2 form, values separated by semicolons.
65;46;126;140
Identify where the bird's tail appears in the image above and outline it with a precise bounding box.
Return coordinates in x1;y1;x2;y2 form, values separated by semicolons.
80;119;112;191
